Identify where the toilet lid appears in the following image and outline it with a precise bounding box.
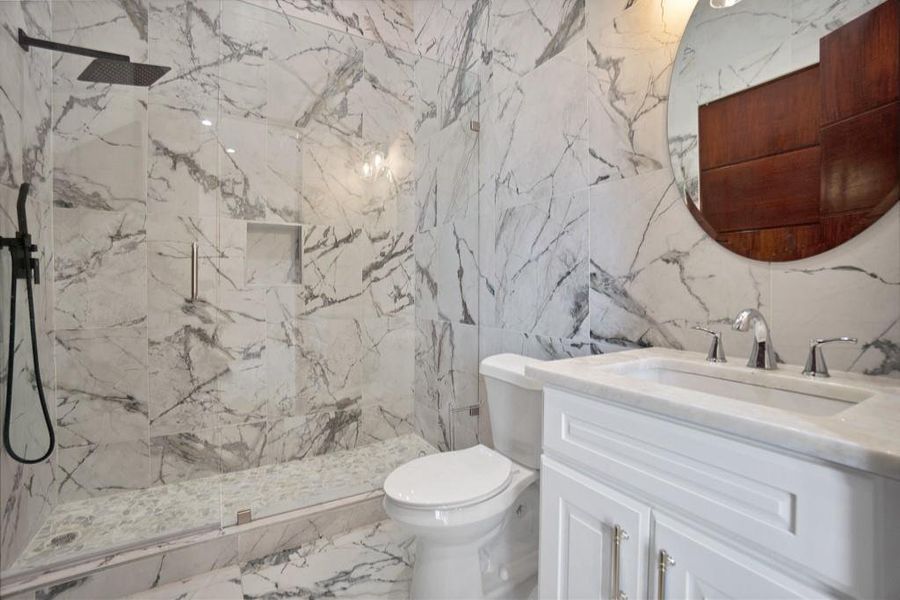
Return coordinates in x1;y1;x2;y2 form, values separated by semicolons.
383;445;512;508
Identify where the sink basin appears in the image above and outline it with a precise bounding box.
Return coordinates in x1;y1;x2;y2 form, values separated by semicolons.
605;359;872;417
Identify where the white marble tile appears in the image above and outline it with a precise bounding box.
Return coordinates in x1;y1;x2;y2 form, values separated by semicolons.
414;318;479;449
53;208;147;330
239;520;413;600
586;0;690;185
52;83;147;213
236;495;386;564
248;0;415;55
218;116;268;220
55;326;149;448
261;411;360;464
415;107;479;231
362;228;414;318
219;1;268;121
771;205;900;377
362;318;414;415
488;0;585;95
147;103;219;218
125;566;243;600
147;241;225;437
148;0;222;116
413;0;489;74
56;439;151;502
588;168;772;356
299;224;366;318
265;124;303;224
294;318;368;413
491;189;589;340
266;14;364;132
482;40;588;211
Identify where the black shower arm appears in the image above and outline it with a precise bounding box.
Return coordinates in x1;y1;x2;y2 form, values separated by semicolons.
18;28;130;63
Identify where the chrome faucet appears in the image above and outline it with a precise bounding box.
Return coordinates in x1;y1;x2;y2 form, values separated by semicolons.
802;337;857;377
732;308;777;370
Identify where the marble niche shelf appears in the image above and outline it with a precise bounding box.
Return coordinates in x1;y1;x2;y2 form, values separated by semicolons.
245;222;302;286
11;434;435;574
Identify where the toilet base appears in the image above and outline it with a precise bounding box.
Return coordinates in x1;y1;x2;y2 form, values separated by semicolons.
410;528;499;600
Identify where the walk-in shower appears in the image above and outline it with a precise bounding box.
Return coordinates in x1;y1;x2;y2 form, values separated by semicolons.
0;0;481;593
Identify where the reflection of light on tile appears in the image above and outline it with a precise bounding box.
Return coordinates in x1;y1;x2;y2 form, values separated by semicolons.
710;0;742;7
362;161;373;179
226;147;236;154
201;118;213;127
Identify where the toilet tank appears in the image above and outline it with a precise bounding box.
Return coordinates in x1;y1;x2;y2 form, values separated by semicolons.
479;354;544;470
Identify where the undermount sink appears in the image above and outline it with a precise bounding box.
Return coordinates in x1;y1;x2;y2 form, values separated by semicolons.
604;359;872;417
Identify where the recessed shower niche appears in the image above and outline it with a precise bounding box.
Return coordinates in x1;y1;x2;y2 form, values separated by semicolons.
245;222;302;286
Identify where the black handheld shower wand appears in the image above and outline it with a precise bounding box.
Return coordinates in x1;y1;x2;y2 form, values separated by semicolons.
1;183;54;464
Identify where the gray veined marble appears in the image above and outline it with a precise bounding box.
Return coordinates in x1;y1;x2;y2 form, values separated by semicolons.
491;189;589;341
482;40;588;212
53;208;147;330
488;0;585;95
55;326;149;448
240;520;414;600
586;0;688;186
588;169;771;355
148;0;222;115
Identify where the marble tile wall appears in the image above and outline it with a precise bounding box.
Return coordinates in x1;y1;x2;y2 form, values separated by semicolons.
39;0;461;499
410;0;898;455
0;0;57;572
467;0;898;383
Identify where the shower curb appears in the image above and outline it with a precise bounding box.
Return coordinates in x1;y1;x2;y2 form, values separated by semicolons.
0;490;386;599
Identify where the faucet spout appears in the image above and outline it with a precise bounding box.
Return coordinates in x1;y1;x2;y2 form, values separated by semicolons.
732;308;778;370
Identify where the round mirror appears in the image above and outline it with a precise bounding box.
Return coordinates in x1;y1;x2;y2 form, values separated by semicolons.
668;0;898;261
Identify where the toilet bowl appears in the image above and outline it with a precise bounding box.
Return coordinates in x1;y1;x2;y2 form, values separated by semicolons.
383;354;544;600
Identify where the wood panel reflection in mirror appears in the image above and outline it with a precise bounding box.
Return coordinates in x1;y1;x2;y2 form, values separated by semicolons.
669;0;899;261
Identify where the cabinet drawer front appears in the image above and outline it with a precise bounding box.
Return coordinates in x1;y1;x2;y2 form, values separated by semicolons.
539;457;649;600
652;514;823;600
543;387;886;597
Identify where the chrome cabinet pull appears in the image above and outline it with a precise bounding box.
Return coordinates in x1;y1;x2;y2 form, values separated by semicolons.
190;242;199;302
657;550;675;600
611;525;628;600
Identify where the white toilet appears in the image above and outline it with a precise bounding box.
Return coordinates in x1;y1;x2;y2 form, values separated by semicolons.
383;354;544;600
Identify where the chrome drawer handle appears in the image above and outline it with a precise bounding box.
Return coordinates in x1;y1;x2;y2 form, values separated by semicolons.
657;550;675;600
612;524;628;600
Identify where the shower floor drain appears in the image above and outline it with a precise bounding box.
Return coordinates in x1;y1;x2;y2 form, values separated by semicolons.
50;532;78;547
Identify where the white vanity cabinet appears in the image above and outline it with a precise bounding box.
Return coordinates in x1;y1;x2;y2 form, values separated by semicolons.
538;387;900;600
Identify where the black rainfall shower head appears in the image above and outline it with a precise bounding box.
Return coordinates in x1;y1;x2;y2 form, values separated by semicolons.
18;28;171;88
78;58;170;87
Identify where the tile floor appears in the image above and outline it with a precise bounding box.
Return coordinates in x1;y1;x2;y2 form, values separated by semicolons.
129;520;414;600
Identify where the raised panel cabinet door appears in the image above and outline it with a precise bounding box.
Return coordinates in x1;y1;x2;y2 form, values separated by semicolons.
652;515;824;600
538;457;650;600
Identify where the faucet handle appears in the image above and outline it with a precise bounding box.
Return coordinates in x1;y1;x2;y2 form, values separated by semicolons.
802;337;857;378
692;326;727;363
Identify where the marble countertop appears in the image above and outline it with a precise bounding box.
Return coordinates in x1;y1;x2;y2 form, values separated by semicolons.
524;348;900;480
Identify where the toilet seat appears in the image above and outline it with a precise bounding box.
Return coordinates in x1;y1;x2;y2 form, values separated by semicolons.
383;445;513;509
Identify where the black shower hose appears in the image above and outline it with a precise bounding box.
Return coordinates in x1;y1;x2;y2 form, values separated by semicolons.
3;246;54;464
